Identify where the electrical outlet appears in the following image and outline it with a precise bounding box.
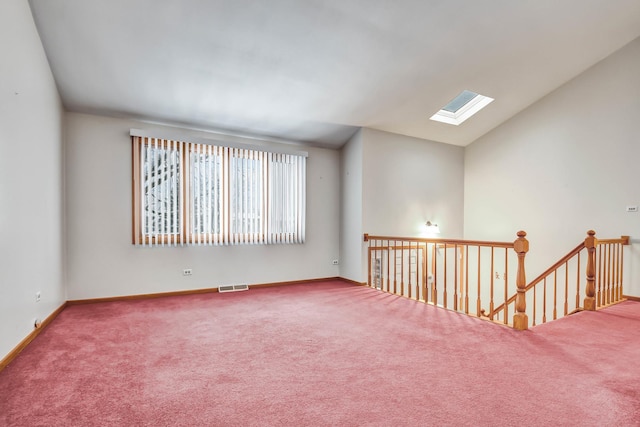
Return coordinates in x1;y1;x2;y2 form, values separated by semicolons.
332;259;339;265
183;269;193;276
35;291;41;302
626;206;638;212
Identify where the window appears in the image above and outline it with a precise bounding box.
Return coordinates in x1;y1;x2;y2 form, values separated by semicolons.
132;136;306;246
429;90;494;125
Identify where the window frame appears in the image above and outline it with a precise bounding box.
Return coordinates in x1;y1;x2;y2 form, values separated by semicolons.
132;135;306;246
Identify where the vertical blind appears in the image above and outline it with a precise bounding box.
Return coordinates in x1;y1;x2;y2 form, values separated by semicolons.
132;136;306;246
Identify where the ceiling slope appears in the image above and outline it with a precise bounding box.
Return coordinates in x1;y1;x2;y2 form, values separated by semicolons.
29;0;640;147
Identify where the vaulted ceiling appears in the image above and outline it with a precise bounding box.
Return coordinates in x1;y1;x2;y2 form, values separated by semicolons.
28;0;640;148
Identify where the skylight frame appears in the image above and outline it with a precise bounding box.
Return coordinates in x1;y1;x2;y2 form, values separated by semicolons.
430;91;494;126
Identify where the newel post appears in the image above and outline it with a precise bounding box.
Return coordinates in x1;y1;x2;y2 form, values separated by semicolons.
584;230;597;311
513;231;529;330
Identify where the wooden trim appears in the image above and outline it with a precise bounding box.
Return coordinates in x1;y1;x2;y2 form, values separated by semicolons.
622;295;640;302
597;236;630;245
0;302;67;372
67;287;221;305
249;277;344;289
338;277;368;287
67;277;347;305
365;234;514;249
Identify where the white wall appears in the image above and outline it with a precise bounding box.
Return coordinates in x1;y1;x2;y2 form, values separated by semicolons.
0;0;66;360
465;36;640;296
65;113;340;299
340;128;465;283
339;129;364;283
362;128;465;238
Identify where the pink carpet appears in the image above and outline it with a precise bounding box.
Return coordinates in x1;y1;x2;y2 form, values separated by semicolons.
1;280;639;426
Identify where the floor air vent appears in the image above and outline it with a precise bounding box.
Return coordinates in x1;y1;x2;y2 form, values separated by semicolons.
218;284;249;293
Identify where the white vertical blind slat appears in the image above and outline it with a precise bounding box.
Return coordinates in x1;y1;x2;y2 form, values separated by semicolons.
173;139;179;246
242;149;247;244
206;143;212;245
213;145;219;246
189;143;195;245
301;156;306;243
161;141;166;247
179;141;185;246
152;138;158;246
224;147;230;245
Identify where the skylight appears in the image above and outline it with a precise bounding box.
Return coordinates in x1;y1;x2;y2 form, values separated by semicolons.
430;90;494;125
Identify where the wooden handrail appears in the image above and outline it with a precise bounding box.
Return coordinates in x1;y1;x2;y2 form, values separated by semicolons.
596;236;629;245
490;234;629;318
363;234;514;249
490;242;585;316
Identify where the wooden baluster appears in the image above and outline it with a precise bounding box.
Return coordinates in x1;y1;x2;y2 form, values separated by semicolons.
408;242;412;300
443;244;448;309
606;244;612;305
476;246;481;317
380;247;384;291
393;240;398;295
513;230;529;331
464;245;469;314
618;242;623;301
543;278;547;324
604;244;608;305
575;255;581;311
584;230;597;311
597;245;602;307
453;244;458;311
386;242;391;294
490;247;495;320
533;284;537;327
367;243;372;288
619;240;626;301
614;243;620;302
416;244;420;301
432;244;438;306
615;243;619;302
553;270;558;320
564;261;569;316
422;243;427;302
504;248;509;325
401;241;405;297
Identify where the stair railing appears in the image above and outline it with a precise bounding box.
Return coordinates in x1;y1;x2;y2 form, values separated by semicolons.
364;230;629;330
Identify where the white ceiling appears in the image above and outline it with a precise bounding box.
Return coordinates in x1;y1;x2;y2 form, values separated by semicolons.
28;0;640;148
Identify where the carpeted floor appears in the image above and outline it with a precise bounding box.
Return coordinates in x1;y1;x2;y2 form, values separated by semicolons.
1;280;639;426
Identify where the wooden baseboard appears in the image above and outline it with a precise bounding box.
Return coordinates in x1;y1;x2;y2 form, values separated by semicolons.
622;295;640;302
249;277;342;289
0;302;67;372
338;277;367;286
67;277;350;305
67;286;221;305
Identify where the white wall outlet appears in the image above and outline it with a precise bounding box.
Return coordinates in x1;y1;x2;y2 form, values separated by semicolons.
35;291;41;302
332;259;339;265
626;206;638;212
183;269;193;276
